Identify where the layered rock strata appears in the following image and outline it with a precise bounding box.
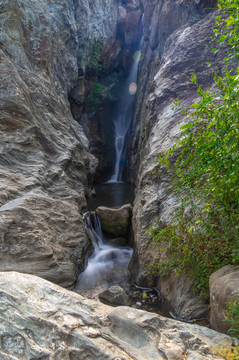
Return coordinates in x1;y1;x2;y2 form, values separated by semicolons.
0;0;120;287
0;271;235;360
129;0;220;317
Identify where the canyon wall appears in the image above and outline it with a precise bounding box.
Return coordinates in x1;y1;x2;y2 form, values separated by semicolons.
129;0;220;318
0;0;120;288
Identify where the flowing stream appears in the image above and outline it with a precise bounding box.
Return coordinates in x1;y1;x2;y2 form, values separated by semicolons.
74;14;209;326
74;14;179;318
74;212;133;298
74;212;172;317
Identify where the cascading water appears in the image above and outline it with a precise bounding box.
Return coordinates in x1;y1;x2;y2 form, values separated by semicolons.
74;212;133;298
108;27;143;183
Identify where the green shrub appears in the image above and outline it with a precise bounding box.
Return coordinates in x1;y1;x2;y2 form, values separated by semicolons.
225;299;239;338
86;82;105;112
149;197;239;297
150;0;239;295
87;39;105;74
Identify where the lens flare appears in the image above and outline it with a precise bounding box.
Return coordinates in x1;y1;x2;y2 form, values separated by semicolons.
129;82;137;95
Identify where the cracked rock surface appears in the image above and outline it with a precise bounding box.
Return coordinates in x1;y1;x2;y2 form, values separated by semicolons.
0;271;235;360
0;0;118;287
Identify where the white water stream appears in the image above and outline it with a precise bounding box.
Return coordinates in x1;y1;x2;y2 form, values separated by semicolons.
75;19;143;297
108;36;143;182
74;212;132;297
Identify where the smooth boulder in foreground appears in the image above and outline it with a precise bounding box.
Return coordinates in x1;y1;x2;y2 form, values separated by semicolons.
0;271;236;360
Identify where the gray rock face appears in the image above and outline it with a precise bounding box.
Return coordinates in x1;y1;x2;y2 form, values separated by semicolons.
0;0;119;287
157;274;209;320
128;1;220;315
0;271;235;360
99;285;129;306
209;265;239;333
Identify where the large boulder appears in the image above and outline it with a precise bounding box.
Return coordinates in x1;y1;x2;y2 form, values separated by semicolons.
99;285;129;306
96;203;132;238
157;273;209;320
0;271;236;360
209;265;239;333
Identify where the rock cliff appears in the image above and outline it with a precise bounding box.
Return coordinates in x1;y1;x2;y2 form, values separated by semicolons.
129;0;220;317
0;0;120;287
0;271;235;360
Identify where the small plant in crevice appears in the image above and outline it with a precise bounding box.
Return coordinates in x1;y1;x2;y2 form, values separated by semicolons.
85;82;106;112
225;299;239;339
83;37;123;112
149;0;239;297
87;38;106;74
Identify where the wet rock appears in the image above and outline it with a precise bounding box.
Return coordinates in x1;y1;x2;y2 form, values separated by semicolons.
96;203;132;238
0;271;236;360
109;237;127;246
125;10;142;46
209;265;239;334
99;285;129;306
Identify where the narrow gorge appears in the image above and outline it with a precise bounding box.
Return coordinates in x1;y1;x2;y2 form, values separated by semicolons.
0;0;238;359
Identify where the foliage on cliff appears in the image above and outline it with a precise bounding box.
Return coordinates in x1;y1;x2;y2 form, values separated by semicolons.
151;0;239;296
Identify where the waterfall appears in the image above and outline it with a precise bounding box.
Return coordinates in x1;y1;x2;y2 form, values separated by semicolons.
108;27;143;183
82;212;104;253
75;212;133;297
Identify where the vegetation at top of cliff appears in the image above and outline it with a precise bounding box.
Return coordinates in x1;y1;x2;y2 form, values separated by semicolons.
150;0;239;297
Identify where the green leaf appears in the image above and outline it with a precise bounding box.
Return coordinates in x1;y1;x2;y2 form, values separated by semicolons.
180;123;192;130
226;135;236;152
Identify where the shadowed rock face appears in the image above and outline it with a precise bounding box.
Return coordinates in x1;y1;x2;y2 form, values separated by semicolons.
0;271;235;360
128;0;221;317
0;0;119;287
